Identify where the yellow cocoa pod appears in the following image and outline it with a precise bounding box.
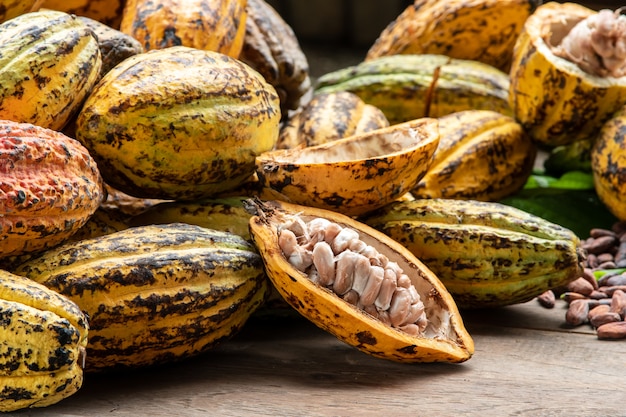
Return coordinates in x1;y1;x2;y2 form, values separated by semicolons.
366;0;539;72
256;117;440;217
277;91;389;149
14;223;268;372
247;198;474;363
316;54;511;125
412;110;537;201
0;0;43;23
130;196;253;240
40;0;125;28
76;46;281;201
0;10;102;131
509;2;626;146
239;0;311;114
0;270;88;412
120;0;247;57
591;105;626;221
363;198;585;309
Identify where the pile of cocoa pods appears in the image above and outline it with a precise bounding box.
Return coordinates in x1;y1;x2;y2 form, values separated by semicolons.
537;222;626;339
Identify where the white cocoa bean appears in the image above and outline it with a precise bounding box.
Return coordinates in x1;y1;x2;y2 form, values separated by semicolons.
359;265;385;307
333;251;357;295
389;287;412;327
312;241;336;286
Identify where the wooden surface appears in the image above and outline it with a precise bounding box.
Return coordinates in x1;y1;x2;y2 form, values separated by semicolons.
14;299;626;417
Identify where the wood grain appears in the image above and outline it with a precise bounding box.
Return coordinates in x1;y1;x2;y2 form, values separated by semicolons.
12;300;626;417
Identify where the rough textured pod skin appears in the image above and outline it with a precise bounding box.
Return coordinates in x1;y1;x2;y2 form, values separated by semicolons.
120;0;247;57
0;10;102;131
0;120;105;259
40;0;125;29
78;16;144;77
75;46;281;201
130;196;253;240
412;110;537;201
239;0;311;115
365;0;539;72
509;2;626;146
256;118;440;217
363;199;585;309
277;91;389;150
0;270;88;412
315;54;511;125
247;199;474;363
14;223;268;372
0;0;43;23
591;105;626;221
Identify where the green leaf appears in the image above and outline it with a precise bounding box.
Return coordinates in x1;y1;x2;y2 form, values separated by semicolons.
499;188;617;238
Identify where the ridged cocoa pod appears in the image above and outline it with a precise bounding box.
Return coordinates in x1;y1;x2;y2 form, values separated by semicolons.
77;15;144;77
0;0;43;23
40;0;125;29
277;91;389;149
14;223;269;372
0;120;105;259
0;270;89;412
0;10;102;131
412;110;537;201
239;0;312;115
120;0;247;57
75;46;281;201
591;105;626;221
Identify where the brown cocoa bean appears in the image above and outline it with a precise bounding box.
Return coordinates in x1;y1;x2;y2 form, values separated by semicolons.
610;289;626;319
596;252;614;264
589;311;622;328
596;321;626;339
613;238;626;266
603;285;626;297
562;291;587;303
536;290;555;309
605;273;626;286
590;228;616;238
581;268;599;290
584;235;618;254
588;304;611;319
565;299;589;326
566;277;595;296
585;253;599;269
596;261;617;270
588;289;610;299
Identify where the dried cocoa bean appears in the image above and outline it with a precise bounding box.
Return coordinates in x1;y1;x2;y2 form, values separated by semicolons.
609;289;626;319
562;291;587;303
589;311;622;328
596;321;626;339
589;228;616;239
605;273;626;286
581;268;599;290
566;277;595;296
536;290;556;308
583;235;618;254
565;299;589;326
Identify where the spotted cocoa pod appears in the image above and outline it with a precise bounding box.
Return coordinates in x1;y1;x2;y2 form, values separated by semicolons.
0;120;105;259
0;10;102;131
247;198;474;363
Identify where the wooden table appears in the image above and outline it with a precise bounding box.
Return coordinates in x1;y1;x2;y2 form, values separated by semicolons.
13;299;625;417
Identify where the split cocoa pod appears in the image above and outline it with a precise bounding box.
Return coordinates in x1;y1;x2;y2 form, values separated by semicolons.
247;198;474;363
255;117;440;217
509;2;626;146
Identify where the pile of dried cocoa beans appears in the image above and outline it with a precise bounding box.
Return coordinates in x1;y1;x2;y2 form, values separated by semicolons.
537;221;626;339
